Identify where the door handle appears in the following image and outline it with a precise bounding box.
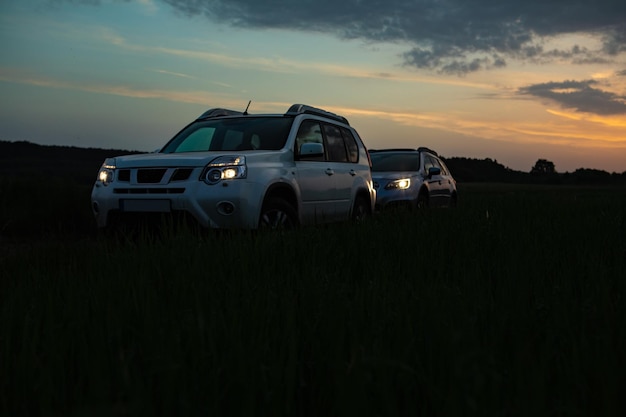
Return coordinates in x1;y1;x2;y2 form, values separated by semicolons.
325;168;334;176
349;169;356;176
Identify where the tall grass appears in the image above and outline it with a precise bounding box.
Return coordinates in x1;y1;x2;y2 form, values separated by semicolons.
0;174;95;239
1;183;625;416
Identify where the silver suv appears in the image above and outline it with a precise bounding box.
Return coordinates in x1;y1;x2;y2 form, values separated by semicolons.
91;104;376;230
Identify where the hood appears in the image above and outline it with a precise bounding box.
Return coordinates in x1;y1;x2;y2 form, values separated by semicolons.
108;151;276;168
371;171;422;180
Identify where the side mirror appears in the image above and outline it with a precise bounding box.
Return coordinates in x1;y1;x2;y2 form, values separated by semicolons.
299;142;324;159
427;166;441;178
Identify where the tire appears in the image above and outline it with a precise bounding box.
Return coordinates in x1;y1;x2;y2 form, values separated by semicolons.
449;193;458;208
258;198;298;230
351;195;371;222
416;192;428;209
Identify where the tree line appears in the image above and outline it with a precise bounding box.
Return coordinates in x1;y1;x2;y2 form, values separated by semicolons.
1;140;625;186
442;157;626;185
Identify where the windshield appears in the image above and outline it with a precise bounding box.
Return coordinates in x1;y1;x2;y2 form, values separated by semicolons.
371;153;421;172
160;117;294;153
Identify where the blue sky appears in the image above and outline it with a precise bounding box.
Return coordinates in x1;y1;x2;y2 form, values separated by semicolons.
1;0;625;172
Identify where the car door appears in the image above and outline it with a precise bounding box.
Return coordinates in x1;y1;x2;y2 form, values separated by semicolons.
435;156;454;206
294;120;336;224
322;123;355;220
423;154;447;206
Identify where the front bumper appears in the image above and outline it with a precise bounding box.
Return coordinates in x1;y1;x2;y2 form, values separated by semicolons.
373;188;417;211
91;173;265;229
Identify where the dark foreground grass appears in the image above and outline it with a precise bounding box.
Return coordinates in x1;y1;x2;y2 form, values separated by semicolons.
1;184;625;416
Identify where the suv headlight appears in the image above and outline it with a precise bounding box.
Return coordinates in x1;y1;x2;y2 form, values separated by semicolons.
385;178;411;190
202;155;247;184
96;158;116;186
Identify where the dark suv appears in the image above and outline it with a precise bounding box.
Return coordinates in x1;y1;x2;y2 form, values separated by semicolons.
370;148;457;210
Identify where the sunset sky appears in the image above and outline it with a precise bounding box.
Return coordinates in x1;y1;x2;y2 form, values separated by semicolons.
1;0;625;173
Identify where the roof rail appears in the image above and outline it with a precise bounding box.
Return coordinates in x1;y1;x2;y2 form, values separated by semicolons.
368;147;438;156
197;108;244;119
369;148;416;153
417;147;438;156
285;104;349;125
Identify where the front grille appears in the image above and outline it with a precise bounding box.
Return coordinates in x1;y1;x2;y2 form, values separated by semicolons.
137;168;167;183
118;169;130;182
171;168;193;181
113;188;185;194
115;167;194;184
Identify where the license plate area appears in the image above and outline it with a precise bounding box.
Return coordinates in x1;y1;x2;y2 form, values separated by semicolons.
120;199;171;212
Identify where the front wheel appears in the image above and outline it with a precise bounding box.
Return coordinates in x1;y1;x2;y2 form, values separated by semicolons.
415;192;429;209
449;193;458;208
351;195;371;223
259;198;298;230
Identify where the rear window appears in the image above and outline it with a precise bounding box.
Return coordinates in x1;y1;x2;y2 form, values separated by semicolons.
161;117;294;153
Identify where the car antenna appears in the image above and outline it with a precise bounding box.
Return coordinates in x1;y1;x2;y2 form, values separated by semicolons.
243;100;252;115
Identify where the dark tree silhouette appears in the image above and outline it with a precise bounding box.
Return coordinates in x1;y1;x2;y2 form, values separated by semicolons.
530;159;556;175
443;156;527;183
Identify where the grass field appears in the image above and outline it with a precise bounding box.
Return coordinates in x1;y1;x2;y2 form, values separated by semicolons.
1;180;625;416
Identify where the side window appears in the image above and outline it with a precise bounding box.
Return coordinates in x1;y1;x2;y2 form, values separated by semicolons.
423;155;435;175
295;120;324;161
341;128;359;163
437;157;449;175
426;155;443;175
323;124;348;162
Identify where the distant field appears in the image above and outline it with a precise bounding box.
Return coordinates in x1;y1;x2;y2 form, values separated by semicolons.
1;177;625;416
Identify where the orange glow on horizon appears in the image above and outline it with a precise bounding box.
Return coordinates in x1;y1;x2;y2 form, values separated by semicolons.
547;109;626;128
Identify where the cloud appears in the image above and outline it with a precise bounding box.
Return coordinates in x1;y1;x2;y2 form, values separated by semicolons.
518;80;626;115
49;0;626;74
46;0;131;5
158;0;626;74
0;67;229;105
150;68;196;79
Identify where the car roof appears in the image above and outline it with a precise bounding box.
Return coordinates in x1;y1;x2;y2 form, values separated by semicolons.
369;147;438;156
196;103;350;126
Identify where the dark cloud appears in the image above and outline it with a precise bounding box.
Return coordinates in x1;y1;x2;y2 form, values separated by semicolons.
525;45;611;65
159;0;626;74
518;80;626;115
53;0;626;75
602;28;626;55
47;0;130;4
